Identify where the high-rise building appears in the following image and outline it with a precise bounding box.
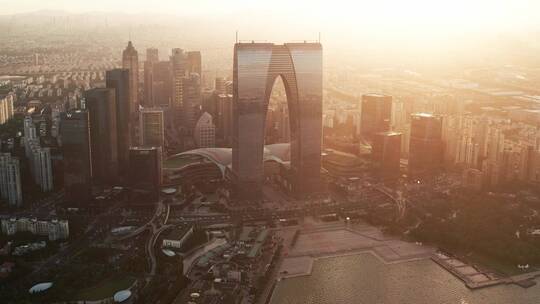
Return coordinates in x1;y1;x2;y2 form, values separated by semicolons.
233;43;323;199
60;110;92;203
372;131;402;178
360;94;392;140
194;112;216;148
129;147;162;202
171;49;202;128
85;88;119;185
152;61;173;107
144;48;159;107
122;41;139;127
408;113;444;175
0;94;14;124
187;51;202;76
23;116;53;192
181;73;201;129
106;69;131;178
0;153;22;207
32;147;53;192
171;48;186;123
139;108;164;148
215;94;233;146
215;77;227;95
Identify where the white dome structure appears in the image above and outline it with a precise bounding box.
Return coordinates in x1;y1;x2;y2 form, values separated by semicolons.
29;282;53;294
114;290;132;303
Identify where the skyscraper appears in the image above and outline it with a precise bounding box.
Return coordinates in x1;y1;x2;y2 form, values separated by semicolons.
408;113;444;175
139;108;164;148
215;94;233;146
233;42;323;199
0;153;22;207
187;51;202;76
215;77;227;95
122;41;139;128
152;61;173;107
85;88;119;185
372;131;402;178
194;112;216;148
129;147;162;203
23;115;53;192
144;48;159;107
106;69;131;178
171;48;186;124
360;94;392;140
32;147;53;192
60;110;92;204
181;73;201;129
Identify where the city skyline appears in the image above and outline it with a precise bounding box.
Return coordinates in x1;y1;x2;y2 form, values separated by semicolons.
1;3;540;304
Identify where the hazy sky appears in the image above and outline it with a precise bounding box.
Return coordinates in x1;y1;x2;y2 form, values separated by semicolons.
3;0;540;66
1;0;539;28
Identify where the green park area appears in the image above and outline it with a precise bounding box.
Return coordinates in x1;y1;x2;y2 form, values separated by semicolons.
74;275;135;301
368;190;540;276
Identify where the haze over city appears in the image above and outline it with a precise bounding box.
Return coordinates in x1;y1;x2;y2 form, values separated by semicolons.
1;1;540;304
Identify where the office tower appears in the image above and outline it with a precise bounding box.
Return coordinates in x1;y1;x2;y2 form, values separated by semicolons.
360;94;392;140
233;42;323;199
122;41;139;124
144;48;159;107
215;77;226;95
152;61;173;107
106;69;131;177
187;51;202;76
128;147;162;202
216;94;233;146
85;88;119;184
139;108;165;148
181;73;201;129
372;131;402;178
408;113;444;175
0;153;22;207
60;110;92;203
171;48;186;123
194;112;216;148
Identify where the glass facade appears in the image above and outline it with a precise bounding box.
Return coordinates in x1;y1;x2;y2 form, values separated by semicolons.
409;113;444;174
233;43;323;199
360;93;392;140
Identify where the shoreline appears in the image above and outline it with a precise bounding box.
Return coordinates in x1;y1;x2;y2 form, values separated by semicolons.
265;222;540;303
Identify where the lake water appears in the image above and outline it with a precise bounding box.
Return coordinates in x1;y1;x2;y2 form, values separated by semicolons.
270;253;540;304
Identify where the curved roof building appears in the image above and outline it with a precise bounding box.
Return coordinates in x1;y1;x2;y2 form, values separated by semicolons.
163;143;290;185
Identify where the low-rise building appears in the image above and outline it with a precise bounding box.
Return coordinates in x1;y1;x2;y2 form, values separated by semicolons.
0;217;69;241
162;225;194;249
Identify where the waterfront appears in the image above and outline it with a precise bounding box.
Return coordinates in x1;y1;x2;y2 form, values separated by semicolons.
270;253;540;304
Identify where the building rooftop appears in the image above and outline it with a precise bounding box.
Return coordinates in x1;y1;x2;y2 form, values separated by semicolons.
164;225;193;241
363;93;389;98
164;143;291;173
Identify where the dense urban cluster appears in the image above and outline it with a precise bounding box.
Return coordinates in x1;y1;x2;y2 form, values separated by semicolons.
0;15;539;304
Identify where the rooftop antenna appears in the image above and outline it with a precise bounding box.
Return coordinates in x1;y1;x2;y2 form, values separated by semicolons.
318;32;321;43
236;30;238;43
